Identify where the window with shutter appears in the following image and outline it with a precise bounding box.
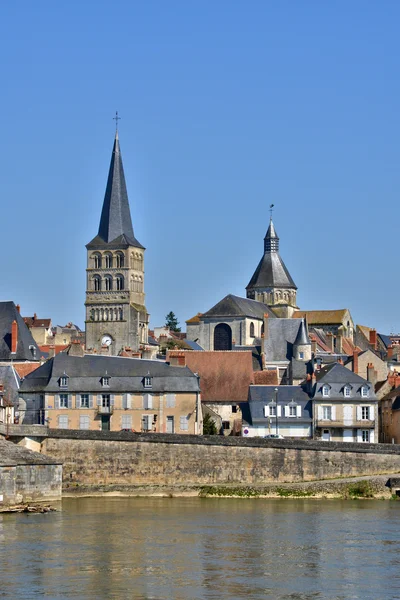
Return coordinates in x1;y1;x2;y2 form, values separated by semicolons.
122;414;132;430
59;394;69;409
180;416;189;431
79;415;90;430
58;415;68;429
296;405;302;417
80;394;89;409
166;394;176;408
143;394;153;409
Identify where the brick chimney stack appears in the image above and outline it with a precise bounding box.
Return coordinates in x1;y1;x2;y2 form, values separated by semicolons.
11;320;18;353
336;330;343;354
326;332;335;353
167;351;186;367
369;329;377;350
352;348;359;374
16;304;20;314
387;345;393;359
367;362;377;385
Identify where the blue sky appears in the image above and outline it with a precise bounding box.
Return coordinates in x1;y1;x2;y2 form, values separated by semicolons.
1;1;400;333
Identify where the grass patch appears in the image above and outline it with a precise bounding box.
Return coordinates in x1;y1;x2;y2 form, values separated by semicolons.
343;481;375;499
275;488;314;498
199;486;263;498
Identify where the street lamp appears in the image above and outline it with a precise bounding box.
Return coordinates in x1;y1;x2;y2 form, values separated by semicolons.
275;387;279;435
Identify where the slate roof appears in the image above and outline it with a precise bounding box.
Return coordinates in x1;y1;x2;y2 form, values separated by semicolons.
202;294;276;320
184;339;204;351
232;345;263;371
315;362;370;385
87;132;144;250
242;385;312;425
179;351;254;402
0;302;41;362
19;354;200;394
0;365;20;407
246;251;297;291
313;362;377;401
292;309;349;325
264;319;306;362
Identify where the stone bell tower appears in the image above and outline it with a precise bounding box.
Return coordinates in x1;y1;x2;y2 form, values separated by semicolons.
85;130;149;355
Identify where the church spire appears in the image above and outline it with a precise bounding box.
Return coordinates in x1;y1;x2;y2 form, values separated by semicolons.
97;131;141;246
264;218;279;253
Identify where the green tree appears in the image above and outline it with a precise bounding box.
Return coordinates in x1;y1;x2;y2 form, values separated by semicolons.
202;413;218;435
165;311;181;332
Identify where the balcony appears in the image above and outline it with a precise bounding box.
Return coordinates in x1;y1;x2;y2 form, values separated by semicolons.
97;405;114;415
316;419;375;428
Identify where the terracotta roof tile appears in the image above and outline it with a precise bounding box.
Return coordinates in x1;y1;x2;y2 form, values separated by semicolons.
23;316;51;328
14;363;41;378
173;351;254;402
254;370;278;385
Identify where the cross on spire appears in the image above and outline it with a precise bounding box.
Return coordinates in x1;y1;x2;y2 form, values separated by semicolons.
269;203;274;219
113;111;121;133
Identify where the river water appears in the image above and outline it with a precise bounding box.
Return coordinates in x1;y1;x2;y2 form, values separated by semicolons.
1;497;400;599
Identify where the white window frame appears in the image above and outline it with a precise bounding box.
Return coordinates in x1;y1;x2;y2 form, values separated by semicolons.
344;386;351;397
322;405;332;420
289;405;297;417
59;394;69;409
144;376;152;389
361;386;369;398
361;406;370;420
143;394;153;410
102;377;110;387
80;394;89;409
361;429;370;443
60;376;68;388
322;385;329;397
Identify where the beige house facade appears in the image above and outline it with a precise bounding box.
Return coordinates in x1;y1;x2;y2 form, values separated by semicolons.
18;354;202;434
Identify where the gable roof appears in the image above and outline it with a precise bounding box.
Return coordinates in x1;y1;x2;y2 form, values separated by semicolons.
315;362;369;385
0;302;41;362
264;319;306;361
23;316;51;329
19;354;199;394
179;350;254;402
202;294;276;320
292;309;349;325
87;132;144;250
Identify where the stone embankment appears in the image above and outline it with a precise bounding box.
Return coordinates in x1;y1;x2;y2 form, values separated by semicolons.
39;430;400;498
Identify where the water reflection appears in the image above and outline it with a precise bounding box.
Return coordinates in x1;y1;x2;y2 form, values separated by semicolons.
0;498;400;599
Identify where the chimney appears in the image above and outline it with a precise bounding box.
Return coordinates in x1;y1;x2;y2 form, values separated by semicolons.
48;345;55;358
352;348;359;374
33;312;37;321
326;332;335;353
336;331;343;354
16;304;20;314
311;339;317;354
337;358;343;365
11;320;18;353
387;344;393;359
369;329;377;350
367;362;376;385
167;351;186;367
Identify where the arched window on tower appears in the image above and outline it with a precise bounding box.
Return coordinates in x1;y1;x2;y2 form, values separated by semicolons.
104;253;113;269
105;275;113;291
93;253;102;269
115;252;124;268
250;322;255;338
116;275;124;290
93;276;101;291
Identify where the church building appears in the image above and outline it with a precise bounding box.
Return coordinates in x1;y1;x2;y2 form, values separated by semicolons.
85;131;149;355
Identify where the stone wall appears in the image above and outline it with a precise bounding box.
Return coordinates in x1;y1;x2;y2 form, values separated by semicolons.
0;439;62;506
40;430;400;488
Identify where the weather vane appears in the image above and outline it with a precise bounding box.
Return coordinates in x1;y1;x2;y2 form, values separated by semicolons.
113;111;121;132
269;203;274;219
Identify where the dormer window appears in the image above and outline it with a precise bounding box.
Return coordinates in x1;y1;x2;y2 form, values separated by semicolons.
322;385;329;397
60;375;69;388
361;386;369;398
102;376;110;387
29;345;36;359
344;385;351;398
144;376;152;389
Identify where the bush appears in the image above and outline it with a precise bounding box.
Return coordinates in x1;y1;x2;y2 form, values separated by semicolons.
202;413;218;435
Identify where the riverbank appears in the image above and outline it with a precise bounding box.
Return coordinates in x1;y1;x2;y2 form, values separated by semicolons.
62;473;398;500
